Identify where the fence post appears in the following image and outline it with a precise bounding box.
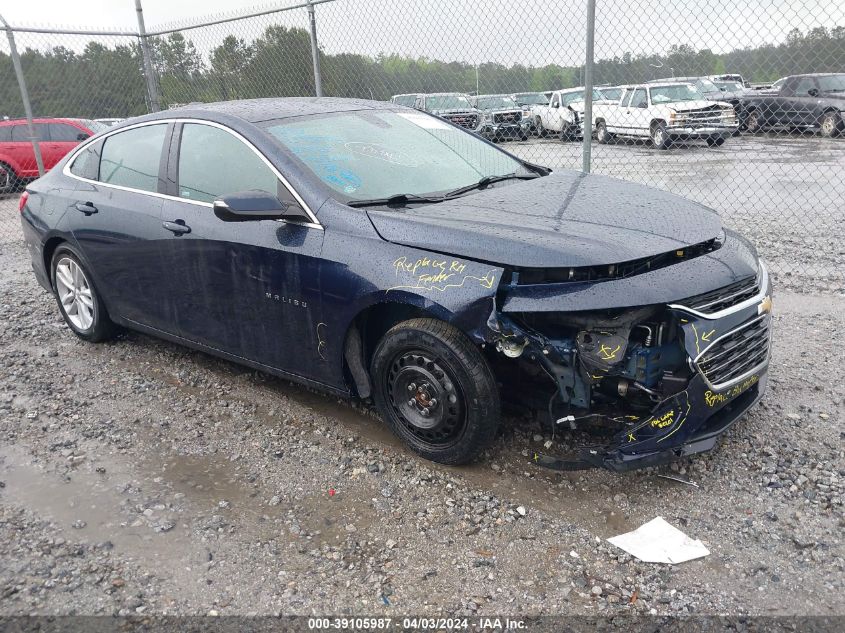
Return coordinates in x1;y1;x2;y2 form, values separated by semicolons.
1;14;45;177
581;0;596;174
135;0;161;112
306;0;324;97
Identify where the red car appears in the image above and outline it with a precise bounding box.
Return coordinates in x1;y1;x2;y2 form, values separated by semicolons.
0;118;108;192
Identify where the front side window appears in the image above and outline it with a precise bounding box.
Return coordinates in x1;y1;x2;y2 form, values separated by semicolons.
550;94;560;107
817;75;845;93
262;109;527;202
0;126;10;142
49;123;87;142
99;124;166;193
794;77;817;95
177;123;278;204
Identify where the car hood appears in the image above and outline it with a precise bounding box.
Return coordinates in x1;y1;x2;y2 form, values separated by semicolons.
366;171;723;268
665;99;725;111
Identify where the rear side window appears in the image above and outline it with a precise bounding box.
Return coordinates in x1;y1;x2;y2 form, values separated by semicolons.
49;123;88;142
0;127;10;142
69;143;101;180
99;124;166;193
177;123;278;204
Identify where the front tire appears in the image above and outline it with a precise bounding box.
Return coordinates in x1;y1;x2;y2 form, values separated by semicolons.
0;161;18;194
651;122;671;149
596;121;613;144
371;318;500;465
51;246;115;342
820;111;842;138
706;136;726;147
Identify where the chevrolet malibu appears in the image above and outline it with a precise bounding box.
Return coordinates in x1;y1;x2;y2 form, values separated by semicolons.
19;98;773;471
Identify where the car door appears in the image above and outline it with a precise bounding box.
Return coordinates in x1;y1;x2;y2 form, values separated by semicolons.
67;122;173;330
9;123;49;178
543;93;560;130
610;88;634;134
46;122;90;171
627;87;651;136
785;76;820;126
158;121;325;377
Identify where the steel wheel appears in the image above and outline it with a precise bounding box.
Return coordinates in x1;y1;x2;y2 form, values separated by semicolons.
0;163;15;193
55;256;95;331
386;350;466;448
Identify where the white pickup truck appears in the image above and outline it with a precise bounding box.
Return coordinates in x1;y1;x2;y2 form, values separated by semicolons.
530;88;582;140
591;83;739;148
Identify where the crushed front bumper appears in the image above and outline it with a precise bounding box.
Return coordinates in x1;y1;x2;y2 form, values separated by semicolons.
528;263;773;472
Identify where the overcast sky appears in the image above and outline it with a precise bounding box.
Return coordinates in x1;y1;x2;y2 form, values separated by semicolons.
2;0;842;66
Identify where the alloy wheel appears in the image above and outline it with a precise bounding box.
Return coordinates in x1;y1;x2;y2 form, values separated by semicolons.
55;257;95;330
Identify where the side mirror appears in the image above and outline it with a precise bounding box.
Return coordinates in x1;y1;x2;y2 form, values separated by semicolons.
808;88;819;97
213;190;311;223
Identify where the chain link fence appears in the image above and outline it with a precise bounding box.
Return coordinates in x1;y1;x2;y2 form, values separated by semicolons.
1;0;843;290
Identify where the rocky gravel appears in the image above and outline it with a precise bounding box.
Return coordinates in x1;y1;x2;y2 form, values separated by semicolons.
0;198;843;617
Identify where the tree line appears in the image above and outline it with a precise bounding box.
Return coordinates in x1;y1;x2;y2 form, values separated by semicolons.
1;24;843;119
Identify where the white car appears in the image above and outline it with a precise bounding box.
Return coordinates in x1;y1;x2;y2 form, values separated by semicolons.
531;87;613;140
591;83;739;149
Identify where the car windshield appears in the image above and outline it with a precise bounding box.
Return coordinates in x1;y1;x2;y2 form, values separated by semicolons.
598;88;622;101
650;84;704;103
514;93;548;105
475;96;518;110
262;110;527;202
426;95;471;110
818;74;845;92
713;81;743;91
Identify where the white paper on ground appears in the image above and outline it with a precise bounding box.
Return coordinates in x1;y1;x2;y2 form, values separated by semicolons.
606;516;710;564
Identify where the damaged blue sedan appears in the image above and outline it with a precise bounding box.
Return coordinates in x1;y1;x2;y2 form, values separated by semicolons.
19;98;773;471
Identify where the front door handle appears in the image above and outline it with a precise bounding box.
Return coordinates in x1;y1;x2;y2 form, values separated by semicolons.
162;219;191;235
74;202;98;215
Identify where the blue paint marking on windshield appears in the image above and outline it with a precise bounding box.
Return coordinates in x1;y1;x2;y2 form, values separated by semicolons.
272;128;362;193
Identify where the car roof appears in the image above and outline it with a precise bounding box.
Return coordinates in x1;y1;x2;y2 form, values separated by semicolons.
475;94;512;99
424;92;469;97
0;117;86;126
151;97;400;124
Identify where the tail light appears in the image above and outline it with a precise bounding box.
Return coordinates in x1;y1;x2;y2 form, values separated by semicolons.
19;191;29;213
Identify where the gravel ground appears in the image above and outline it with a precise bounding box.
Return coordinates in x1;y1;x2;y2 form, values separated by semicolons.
0;195;843;617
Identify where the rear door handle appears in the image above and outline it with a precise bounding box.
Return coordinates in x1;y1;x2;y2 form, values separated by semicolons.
74;202;98;215
162;220;191;235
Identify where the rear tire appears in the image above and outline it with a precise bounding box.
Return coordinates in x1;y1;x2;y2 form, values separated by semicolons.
0;161;18;194
706;136;726;147
50;246;116;343
370;318;500;465
820;111;842;138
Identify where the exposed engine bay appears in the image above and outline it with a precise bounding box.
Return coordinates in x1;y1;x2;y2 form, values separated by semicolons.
484;279;771;472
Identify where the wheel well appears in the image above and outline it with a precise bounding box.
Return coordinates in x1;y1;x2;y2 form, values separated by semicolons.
342;302;434;398
595;117;605;125
650;119;666;131
42;237;66;285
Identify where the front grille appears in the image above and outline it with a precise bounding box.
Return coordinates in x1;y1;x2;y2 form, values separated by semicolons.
445;114;479;129
680;105;733;124
695;314;770;389
493;111;522;124
680;274;760;314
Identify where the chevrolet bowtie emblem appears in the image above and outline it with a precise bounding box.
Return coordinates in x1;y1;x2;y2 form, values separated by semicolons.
758;295;773;315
